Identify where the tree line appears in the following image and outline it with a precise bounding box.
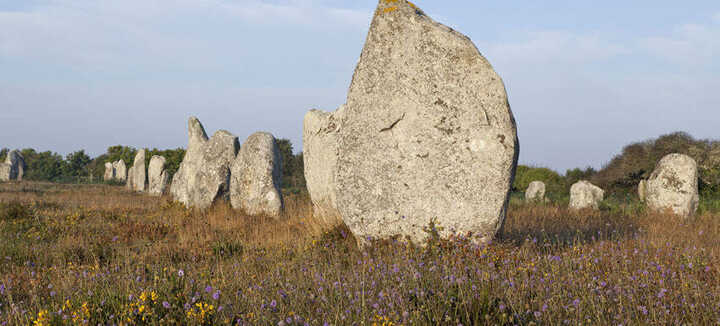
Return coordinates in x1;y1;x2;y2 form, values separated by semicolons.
4;132;716;198
0;138;307;189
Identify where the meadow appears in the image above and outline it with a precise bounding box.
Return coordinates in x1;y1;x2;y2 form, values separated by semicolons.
0;182;718;325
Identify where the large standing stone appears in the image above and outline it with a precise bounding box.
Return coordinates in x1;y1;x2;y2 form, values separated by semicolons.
230;132;284;217
148;155;169;196
171;117;239;209
104;162;115;181
114;160;127;182
525;181;546;203
646;153;699;218
0;150;25;182
332;0;519;245
303;107;345;226
638;180;647;202
569;180;604;210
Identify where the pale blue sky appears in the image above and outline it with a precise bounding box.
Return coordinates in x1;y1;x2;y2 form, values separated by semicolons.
1;0;718;172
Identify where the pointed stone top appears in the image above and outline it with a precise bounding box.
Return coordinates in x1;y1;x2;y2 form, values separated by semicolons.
133;149;146;166
376;0;424;14
189;116;209;142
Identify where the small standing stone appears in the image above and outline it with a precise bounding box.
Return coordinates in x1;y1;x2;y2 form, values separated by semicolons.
525;181;546;203
569;180;604;210
113;160;127;182
104;162;115;181
127;150;146;192
638;180;647;202
0;150;24;182
645;153;699;218
148;155;169;196
230;132;284;217
126;165;135;190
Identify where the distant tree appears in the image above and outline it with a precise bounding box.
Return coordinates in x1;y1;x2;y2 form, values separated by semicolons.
146;148;186;180
0;148;8;162
106;145;138;168
20;148;65;181
565;166;597;188
513;165;566;198
275;138;306;190
64;150;92;178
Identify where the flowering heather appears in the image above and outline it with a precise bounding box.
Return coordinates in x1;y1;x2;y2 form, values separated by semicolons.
0;182;719;325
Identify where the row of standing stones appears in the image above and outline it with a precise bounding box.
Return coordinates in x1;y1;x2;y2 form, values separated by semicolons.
105;115;285;216
104;153;168;196
90;1;702;245
168;117;284;217
525;154;700;218
104;160;127;183
0;150;25;182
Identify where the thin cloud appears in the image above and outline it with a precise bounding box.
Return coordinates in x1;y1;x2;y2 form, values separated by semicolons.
0;0;370;70
218;0;370;28
640;21;720;68
483;31;627;68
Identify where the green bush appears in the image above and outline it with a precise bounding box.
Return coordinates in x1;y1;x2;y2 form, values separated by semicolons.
514;165;567;200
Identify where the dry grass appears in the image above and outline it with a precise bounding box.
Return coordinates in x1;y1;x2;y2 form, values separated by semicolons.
0;181;719;325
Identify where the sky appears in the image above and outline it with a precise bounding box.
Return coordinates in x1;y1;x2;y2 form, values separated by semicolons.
0;0;718;172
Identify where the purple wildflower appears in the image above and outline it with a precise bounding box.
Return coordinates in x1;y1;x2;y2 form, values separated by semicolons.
213;290;220;300
178;269;184;277
163;301;171;309
205;285;213;293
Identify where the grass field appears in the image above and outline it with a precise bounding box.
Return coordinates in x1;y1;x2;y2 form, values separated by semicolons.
0;182;718;325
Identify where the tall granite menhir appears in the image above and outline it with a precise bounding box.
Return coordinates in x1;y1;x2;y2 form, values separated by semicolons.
171;117;239;209
304;0;519;244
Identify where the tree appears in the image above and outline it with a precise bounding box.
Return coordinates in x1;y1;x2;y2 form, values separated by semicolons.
20;149;65;181
106;145;138;167
146;148;186;180
513;165;566;198
275;138;306;189
64;150;92;177
565;167;597;188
